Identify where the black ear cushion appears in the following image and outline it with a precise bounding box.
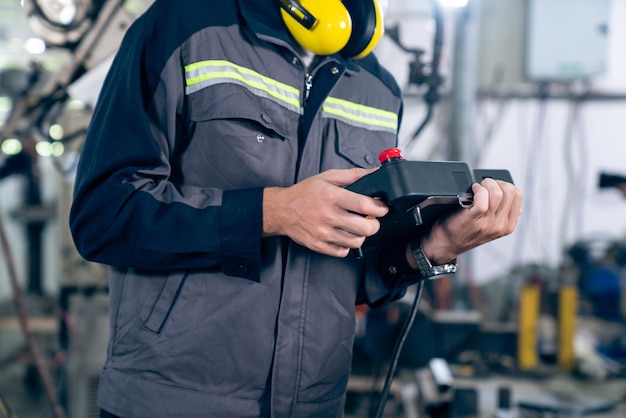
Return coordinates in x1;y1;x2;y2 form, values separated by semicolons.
341;0;378;57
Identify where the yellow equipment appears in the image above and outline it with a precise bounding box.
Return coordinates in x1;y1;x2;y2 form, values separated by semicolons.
279;0;384;58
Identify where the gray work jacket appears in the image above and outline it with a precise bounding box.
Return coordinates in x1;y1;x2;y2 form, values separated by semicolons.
70;0;415;416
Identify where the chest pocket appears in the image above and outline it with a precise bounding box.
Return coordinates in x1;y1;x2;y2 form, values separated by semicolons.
319;94;399;171
338;122;397;168
183;84;300;189
320;119;398;172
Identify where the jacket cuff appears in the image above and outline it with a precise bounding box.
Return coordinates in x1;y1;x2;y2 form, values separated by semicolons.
221;188;263;282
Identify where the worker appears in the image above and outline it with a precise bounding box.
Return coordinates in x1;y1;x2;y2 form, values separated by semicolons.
69;0;523;417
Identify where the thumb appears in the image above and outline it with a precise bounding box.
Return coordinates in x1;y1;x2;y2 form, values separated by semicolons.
321;167;379;187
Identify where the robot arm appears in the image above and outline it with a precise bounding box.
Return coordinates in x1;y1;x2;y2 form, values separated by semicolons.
1;0;146;146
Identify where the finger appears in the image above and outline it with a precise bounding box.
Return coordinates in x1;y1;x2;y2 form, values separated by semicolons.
480;178;505;214
306;215;369;250
483;181;523;236
308;237;351;258
320;167;379;187
508;185;524;225
469;182;490;217
491;180;517;218
486;180;522;222
333;213;382;238
339;191;389;218
330;226;369;249
325;242;352;258
312;230;361;258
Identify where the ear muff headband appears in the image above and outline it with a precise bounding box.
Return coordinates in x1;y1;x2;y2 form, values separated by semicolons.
279;0;352;56
278;0;316;29
342;0;384;59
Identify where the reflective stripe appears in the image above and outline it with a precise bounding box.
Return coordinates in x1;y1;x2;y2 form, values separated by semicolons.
322;96;398;134
185;60;302;114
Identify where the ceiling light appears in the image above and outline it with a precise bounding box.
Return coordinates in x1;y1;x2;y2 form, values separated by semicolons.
439;0;469;7
1;139;23;155
24;37;47;54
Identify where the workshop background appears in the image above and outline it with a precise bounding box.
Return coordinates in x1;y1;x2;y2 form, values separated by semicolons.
0;0;625;417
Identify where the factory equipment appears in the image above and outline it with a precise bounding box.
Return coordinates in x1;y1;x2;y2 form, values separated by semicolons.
63;292;109;418
1;2;150;417
1;0;141;152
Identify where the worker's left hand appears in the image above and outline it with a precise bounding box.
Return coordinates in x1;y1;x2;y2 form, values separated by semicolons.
420;178;523;264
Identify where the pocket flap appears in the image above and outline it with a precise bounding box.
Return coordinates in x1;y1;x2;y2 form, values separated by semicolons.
144;271;188;334
189;84;298;140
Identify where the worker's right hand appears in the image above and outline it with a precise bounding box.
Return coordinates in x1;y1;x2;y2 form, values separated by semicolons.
263;168;389;258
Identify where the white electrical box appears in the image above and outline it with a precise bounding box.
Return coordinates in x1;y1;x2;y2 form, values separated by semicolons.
526;0;610;81
478;0;528;88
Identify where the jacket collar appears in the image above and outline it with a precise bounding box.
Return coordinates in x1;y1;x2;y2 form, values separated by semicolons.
236;0;360;73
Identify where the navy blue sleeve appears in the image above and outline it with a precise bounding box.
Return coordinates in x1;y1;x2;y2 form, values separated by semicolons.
69;6;263;281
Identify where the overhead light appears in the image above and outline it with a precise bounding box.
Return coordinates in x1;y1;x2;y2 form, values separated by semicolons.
439;0;469;7
36;141;52;157
34;140;65;157
49;124;64;140
22;0;95;46
1;139;23;156
50;141;65;157
24;37;47;54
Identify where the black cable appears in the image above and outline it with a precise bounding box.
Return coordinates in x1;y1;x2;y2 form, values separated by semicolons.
373;280;426;418
408;105;433;148
407;0;444;147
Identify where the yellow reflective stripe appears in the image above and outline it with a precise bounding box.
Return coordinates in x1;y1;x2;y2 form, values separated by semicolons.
322;96;398;133
185;60;301;111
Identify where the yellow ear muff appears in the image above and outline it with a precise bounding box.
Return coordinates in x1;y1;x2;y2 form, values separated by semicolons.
351;1;384;59
342;0;384;59
279;0;352;56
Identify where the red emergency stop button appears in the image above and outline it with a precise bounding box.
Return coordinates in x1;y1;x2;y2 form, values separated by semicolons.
378;148;403;164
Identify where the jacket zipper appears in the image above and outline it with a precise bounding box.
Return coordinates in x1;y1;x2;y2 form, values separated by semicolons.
304;73;313;101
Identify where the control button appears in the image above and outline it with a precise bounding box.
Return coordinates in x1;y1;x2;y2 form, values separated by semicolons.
378;148;403;164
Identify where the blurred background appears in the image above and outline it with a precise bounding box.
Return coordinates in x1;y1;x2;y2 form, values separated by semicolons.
0;0;625;417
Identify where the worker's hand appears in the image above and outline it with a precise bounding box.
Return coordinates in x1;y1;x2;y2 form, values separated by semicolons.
419;178;523;265
263;168;389;257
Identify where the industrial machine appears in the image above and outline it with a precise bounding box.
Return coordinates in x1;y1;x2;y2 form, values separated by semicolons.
0;2;151;418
